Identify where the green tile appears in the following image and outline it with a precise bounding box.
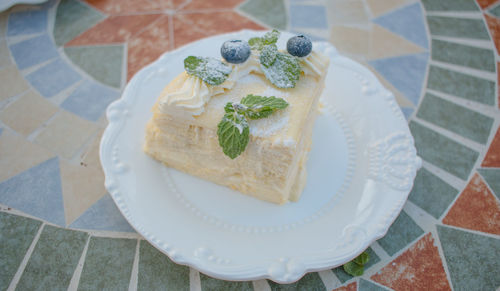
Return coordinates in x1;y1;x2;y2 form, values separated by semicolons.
437;225;500;290
408;168;459;219
478;168;500;200
78;237;136;291
359;279;390;291
54;0;104;47
416;93;494;144
239;0;287;30
64;45;123;89
409;121;479;180
421;0;479;11
427;65;495;106
489;4;500;18
199;273;252;291
377;210;424;256
431;39;495;72
0;212;42;290
332;247;380;283
268;272;326;291
137;241;189;291
16;225;88;291
426;16;490;40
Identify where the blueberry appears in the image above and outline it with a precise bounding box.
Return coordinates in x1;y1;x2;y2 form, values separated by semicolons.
286;35;312;57
221;40;251;64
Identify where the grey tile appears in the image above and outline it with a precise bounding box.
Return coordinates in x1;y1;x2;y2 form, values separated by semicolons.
290;5;328;29
427;65;495;106
409;121;479;180
16;225;88;291
239;0;287;30
78;237;136;291
25;58;81;98
488;4;500;18
408;168;459;219
416;93;494;144
268;272;326;290
0;212;42;289
426;16;490;40
421;0;479;11
9;34;59;70
137;241;189;291
478;168;500;200
437;225;500;290
377;210;424;256
431;39;495;72
199;273;253;291
359;279;390;291
332;247;381;283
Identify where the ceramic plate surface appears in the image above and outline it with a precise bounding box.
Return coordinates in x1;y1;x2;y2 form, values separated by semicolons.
100;30;421;283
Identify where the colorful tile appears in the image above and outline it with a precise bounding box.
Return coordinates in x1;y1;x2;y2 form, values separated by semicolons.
238;0;287;30
421;0;480;11
200;273;253;290
7;9;47;36
478;168;500;200
0;157;65;226
374;3;428;49
416;93;494;144
482;127;500;167
408;168;459;219
437;225;500;290
53;0;105;47
372;233;451;290
16;225;88;290
61;79;120;121
426;16;490;40
0;130;54;182
127;15;170;81
290;5;328;29
0;212;42;289
326;0;370;27
489;4;500;17
25;58;82;98
268;272;326;290
359;279;389;291
332;247;381;283
181;0;245;10
78;237;136;290
0;11;7;36
484;14;500;55
400;107;414;120
431;39;495;72
368;24;425;60
137;241;190;291
65;14;162;46
369;53;428;105
376;210;424;256
0;90;58;136
70;194;134;232
0;65;29;102
426;65;495;106
330;26;370;58
0;39;12;68
84;0;185;15
410;121;479;180
366;0;411;17
34;110;97;159
443;173;500;235
80;129;103;170
477;0;499;9
9;34;58;70
332;282;356;291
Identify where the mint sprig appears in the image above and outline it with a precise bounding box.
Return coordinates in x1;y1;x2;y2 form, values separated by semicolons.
248;29;280;51
261;52;301;88
217;95;289;159
260;44;278;68
184;56;232;85
343;251;370;277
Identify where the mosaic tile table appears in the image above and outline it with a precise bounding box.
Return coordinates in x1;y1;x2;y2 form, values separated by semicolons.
0;0;499;290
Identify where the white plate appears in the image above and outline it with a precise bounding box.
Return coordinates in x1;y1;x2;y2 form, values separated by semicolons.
100;30;422;283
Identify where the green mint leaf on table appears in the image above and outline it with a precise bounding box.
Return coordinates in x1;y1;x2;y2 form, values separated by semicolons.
260;44;278;68
217;112;250;159
261;52;301;88
184;56;232;86
248;29;280;50
240;94;288;119
343;261;364;277
353;251;369;265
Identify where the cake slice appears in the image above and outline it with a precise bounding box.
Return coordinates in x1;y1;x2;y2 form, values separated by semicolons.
144;32;329;204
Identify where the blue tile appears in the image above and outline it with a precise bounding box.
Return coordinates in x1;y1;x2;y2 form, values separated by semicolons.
7;9;48;36
369;53;428;105
61;80;119;121
70;194;135;233
25;58;81;97
0;157;65;226
0;128;3;136
374;3;429;49
401;107;414;120
290;5;328;29
9;34;59;70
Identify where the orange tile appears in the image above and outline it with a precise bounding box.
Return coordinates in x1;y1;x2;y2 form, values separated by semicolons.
85;0;186;14
127;15;171;80
485;14;500;55
333;282;357;291
482;126;500;167
181;0;245;10
66;14;162;46
371;233;451;291
443;173;500;235
476;0;499;9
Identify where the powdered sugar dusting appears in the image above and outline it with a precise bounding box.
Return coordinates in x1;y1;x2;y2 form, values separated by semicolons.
249;106;289;137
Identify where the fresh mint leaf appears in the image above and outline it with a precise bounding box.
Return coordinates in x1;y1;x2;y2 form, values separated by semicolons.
353;252;370;266
343;261;364;277
217;112;250;159
249;29;280;50
261;52;301;88
239;94;288;119
184;56;232;86
260;44;278;68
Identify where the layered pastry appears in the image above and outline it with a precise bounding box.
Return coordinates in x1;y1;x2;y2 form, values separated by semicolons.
144;31;329;204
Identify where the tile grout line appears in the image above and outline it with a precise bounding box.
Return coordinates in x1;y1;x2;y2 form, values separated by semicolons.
421;161;466;192
425;11;483;18
429;59;497;80
439;223;500;240
252;279;271;291
67;235;91;291
425;88;500;118
128;239;140;291
478;170;500;205
428;223;456;291
189;267;201;291
317;269;341;290
431;35;495;49
6;223;45;291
